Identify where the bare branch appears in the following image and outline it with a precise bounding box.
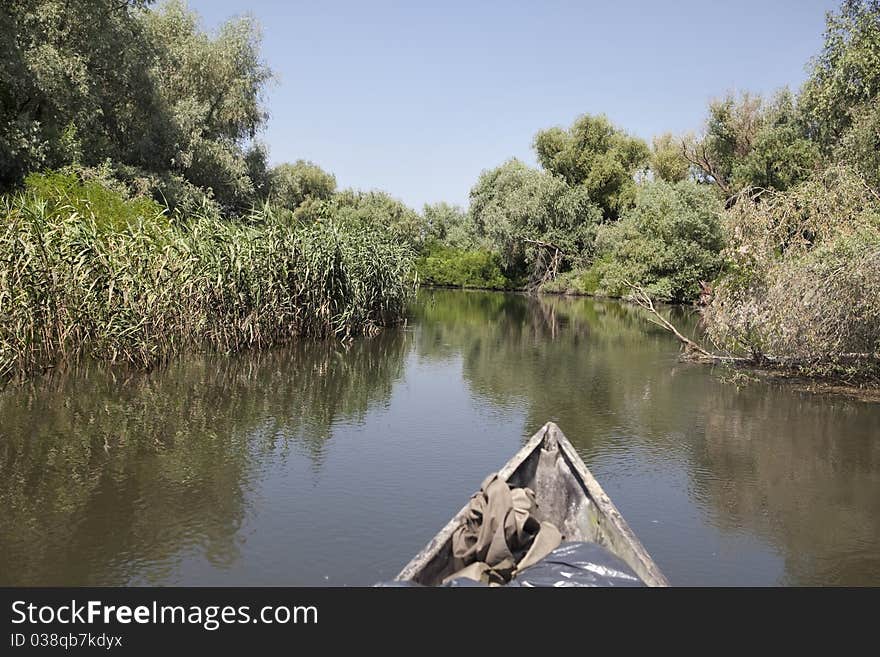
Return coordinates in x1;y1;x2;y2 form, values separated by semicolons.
625;281;746;362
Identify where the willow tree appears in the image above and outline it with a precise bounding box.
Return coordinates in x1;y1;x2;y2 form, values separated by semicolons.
682;90;819;197
532;114;649;220
268;160;337;211
422;202;477;250
650;133;690;183
800;0;880;148
801;0;880;190
141;0;273;210
469;159;601;286
0;0;160;188
0;0;273;211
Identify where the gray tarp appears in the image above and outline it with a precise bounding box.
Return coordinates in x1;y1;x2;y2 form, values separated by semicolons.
509;541;645;587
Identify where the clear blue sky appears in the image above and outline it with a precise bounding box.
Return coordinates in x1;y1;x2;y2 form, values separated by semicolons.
186;0;839;209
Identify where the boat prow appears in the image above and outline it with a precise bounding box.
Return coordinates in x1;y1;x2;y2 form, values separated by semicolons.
395;421;669;586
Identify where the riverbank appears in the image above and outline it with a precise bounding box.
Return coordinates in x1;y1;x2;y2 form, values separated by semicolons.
0;173;415;383
721;365;880;403
419;283;880;396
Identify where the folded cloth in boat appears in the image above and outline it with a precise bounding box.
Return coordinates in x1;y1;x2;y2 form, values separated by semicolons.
442;473;561;585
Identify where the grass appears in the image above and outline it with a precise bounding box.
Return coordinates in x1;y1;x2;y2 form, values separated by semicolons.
0;174;415;381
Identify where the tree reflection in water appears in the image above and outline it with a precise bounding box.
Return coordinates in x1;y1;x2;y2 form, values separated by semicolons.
2;289;879;586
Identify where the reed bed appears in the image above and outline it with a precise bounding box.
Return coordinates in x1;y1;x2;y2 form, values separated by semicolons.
0;185;414;381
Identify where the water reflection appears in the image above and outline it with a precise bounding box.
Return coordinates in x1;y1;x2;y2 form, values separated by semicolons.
0;332;411;585
696;386;880;585
1;289;878;586
411;290;880;585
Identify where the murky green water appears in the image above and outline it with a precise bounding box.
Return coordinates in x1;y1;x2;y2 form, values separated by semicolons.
1;289;879;586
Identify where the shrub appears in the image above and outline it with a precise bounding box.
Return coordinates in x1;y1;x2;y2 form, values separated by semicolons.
22;170;167;232
592;180;724;302
539;267;602;295
703;165;880;378
416;245;511;289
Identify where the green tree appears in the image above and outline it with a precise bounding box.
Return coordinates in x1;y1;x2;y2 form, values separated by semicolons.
800;0;880;148
268;160;336;211
594;180;724;302
683;90;818;196
732;90;820;192
141;0;273;210
835;103;880;189
650;133;690;183
533;114;649;219
469;159;602;284
0;1;161;188
0;0;273;212
422;202;477;250
325;190;425;249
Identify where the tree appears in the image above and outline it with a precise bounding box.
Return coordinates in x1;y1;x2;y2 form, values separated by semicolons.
469;159;602;284
835;103;880;190
650;133;690;183
141;0;273;210
0;0;273;212
731;90;820;192
593;180;724;302
0;1;161;188
683;90;818;197
268;160;336;211
533;114;649;219
800;0;880;148
329;190;424;249
422;202;477;250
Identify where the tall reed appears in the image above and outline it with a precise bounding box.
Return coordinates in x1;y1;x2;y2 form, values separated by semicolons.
0;177;414;381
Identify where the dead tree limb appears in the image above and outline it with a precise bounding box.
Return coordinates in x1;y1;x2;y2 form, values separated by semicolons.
523;238;565;291
625;282;748;362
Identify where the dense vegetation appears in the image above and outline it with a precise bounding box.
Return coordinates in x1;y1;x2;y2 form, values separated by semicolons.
419;0;880;380
0;0;419;382
0;172;413;380
3;0;878;382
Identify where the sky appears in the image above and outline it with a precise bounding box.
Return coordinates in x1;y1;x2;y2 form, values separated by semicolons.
186;0;840;209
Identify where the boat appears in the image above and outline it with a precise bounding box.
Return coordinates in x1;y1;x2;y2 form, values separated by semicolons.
395;421;669;586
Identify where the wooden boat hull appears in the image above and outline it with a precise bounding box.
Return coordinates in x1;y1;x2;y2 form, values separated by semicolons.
396;421;669;586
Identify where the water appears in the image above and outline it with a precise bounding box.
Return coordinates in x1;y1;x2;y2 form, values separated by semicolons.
1;289;878;586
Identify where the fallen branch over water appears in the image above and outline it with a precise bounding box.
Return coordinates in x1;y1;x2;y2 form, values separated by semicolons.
625;282;748;363
626;283;880;382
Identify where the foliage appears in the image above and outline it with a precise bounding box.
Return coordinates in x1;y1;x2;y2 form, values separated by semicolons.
0;0;272;212
422;202;478;250
650;133;690;183
0;175;414;380
539;268;603;296
533;114;650;219
683;90;819;196
731;90;820;192
415;244;511;289
800;0;880;148
833;98;880;191
703;165;880;378
22;170;166;231
326;190;425;249
469;159;602;282
591;180;724;302
0;0;159;187
268;160;336;211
